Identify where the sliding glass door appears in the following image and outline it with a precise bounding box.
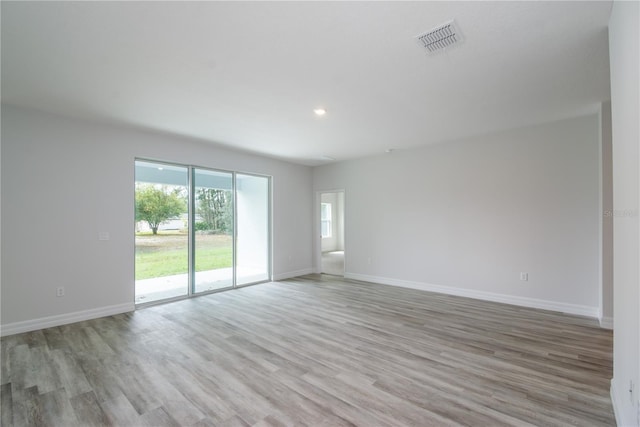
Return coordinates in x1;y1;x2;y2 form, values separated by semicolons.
236;174;270;286
193;169;234;293
135;160;270;305
134;161;189;304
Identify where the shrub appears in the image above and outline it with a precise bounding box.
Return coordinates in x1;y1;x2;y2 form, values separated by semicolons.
194;222;212;231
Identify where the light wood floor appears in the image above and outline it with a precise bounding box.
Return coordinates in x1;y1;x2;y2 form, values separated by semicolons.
1;275;614;426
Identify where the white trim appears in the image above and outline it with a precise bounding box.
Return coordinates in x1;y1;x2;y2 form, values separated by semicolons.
599;316;614;330
0;302;134;337
611;378;637;427
273;268;314;281
611;379;621;427
344;273;600;318
598;103;604;329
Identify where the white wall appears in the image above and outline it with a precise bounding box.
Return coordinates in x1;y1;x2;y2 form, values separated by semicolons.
314;115;601;316
0;105;313;334
609;1;640;425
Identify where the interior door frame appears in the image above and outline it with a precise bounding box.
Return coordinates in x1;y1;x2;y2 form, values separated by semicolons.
314;189;346;274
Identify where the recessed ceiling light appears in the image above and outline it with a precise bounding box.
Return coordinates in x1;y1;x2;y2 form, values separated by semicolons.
314;108;327;116
158;167;164;170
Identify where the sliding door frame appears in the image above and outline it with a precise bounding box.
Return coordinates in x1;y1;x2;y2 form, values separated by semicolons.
190;166;236;296
134;158;272;307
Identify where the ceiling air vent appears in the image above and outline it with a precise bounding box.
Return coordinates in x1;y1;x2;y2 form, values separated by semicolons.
415;20;463;54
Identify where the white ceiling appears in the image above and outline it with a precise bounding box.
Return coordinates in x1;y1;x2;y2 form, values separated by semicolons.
1;1;612;166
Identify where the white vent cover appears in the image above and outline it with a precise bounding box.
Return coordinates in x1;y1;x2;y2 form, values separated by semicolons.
415;20;463;54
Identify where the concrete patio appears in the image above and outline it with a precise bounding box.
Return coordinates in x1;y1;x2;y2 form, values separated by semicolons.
135;267;267;304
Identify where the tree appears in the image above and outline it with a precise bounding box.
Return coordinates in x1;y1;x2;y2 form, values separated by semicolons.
135;185;186;235
197;188;232;233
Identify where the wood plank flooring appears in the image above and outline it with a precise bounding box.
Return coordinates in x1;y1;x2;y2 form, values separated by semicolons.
1;275;615;426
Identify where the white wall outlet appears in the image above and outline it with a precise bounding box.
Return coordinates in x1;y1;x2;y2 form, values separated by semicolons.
367;257;372;265
98;231;110;241
56;286;65;297
520;272;529;281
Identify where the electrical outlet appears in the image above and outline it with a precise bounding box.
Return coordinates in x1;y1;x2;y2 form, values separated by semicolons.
56;287;65;297
520;272;529;281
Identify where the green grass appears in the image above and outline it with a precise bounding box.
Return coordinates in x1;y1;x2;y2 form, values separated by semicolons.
135;234;232;280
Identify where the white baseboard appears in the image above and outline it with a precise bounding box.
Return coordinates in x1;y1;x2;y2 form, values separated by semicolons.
611;378;637;427
344;272;600;319
273;268;315;281
0;302;135;337
611;379;621;427
599;316;614;330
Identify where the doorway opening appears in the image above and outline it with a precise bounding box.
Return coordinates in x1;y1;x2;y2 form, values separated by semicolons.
320;191;345;276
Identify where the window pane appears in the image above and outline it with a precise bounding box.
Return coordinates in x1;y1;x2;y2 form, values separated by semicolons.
236;174;270;286
135;161;189;304
321;203;332;237
321;203;331;220
194;169;233;293
321;220;330;237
